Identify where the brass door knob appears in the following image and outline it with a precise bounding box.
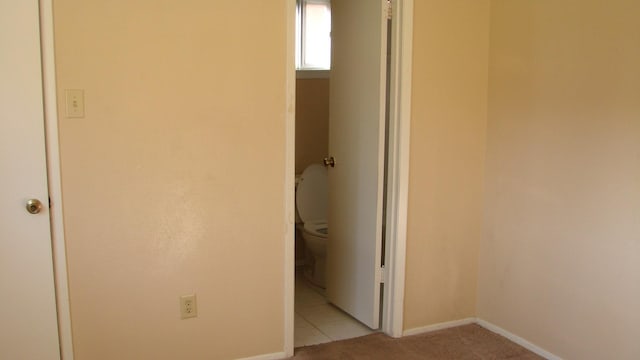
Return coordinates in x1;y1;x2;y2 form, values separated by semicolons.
323;156;335;168
26;199;43;214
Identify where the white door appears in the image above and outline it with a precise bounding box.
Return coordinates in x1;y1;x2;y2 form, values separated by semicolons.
0;1;61;359
326;0;388;329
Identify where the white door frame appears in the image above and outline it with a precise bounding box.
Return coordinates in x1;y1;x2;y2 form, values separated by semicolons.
40;0;74;359
283;0;413;355
381;0;413;338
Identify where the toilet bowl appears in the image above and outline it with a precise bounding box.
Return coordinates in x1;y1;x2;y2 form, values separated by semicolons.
296;164;328;288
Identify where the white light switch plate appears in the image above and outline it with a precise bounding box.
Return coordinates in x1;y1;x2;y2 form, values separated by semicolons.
65;89;84;118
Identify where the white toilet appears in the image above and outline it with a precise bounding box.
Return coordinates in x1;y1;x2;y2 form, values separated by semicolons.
296;164;328;288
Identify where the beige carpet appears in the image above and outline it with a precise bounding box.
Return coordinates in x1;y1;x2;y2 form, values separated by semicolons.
290;324;544;359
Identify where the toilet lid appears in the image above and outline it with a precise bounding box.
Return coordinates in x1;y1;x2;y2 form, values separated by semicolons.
296;164;328;223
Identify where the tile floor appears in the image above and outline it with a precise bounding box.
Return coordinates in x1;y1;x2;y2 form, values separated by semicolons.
294;274;375;348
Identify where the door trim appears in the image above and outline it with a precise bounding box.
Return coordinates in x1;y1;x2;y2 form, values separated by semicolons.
284;0;413;355
284;0;297;356
40;1;74;358
381;0;412;338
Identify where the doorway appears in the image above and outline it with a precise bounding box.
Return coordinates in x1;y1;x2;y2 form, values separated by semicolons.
285;0;414;355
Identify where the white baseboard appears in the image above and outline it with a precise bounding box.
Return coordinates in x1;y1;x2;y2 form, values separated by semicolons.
475;319;561;360
235;351;287;360
402;317;560;360
402;317;476;336
244;318;558;360
236;351;287;360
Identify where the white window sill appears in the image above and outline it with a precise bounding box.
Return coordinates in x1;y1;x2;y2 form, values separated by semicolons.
296;69;330;79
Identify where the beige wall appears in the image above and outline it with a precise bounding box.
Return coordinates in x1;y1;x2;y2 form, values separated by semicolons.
478;1;640;359
54;1;286;359
51;0;640;358
296;78;329;174
403;0;490;330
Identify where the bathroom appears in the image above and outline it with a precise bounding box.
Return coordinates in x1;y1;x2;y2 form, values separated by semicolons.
293;0;375;347
293;0;405;347
293;0;331;296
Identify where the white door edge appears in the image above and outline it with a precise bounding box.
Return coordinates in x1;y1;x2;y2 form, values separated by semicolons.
283;0;414;353
40;0;75;358
283;0;297;357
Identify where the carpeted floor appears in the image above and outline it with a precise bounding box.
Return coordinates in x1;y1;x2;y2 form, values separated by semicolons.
290;324;545;359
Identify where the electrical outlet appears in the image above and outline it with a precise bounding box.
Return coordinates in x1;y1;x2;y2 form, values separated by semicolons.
180;294;197;319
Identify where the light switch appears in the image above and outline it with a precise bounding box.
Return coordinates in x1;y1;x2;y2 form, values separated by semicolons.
65;89;84;118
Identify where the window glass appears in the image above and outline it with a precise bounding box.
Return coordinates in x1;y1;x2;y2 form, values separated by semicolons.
297;0;331;70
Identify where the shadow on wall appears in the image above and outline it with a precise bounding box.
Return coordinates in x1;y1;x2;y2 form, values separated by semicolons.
295;78;330;174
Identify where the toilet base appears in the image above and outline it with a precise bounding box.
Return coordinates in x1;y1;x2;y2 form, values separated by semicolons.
303;252;326;288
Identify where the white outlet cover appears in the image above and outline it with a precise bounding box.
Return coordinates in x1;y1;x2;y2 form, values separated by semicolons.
180;294;197;319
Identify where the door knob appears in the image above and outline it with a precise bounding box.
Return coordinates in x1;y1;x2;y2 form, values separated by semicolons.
26;199;43;214
323;156;335;168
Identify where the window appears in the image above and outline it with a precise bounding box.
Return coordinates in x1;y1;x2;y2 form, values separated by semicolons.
296;0;331;70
